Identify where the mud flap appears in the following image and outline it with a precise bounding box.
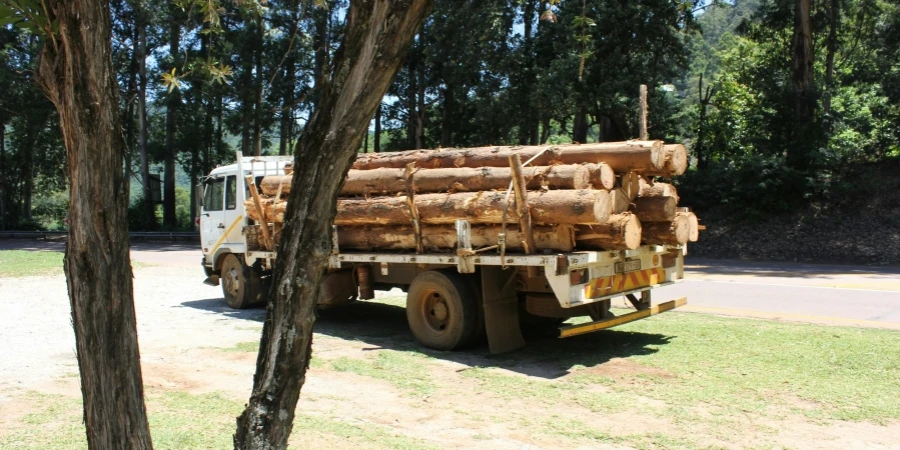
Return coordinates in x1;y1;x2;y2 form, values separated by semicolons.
481;266;525;354
203;274;220;286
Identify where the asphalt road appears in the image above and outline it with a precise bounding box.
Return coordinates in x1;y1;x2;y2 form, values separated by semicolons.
647;258;900;329
3;238;899;329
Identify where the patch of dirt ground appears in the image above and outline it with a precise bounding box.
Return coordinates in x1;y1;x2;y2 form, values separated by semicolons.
1;264;899;449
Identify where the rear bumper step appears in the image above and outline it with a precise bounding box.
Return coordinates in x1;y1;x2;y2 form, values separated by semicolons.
558;297;687;338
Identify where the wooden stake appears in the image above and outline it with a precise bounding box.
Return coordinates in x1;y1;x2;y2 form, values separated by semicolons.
508;154;535;255
404;163;424;254
245;175;273;250
639;84;649;140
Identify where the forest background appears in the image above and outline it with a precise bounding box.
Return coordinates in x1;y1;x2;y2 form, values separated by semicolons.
1;0;898;263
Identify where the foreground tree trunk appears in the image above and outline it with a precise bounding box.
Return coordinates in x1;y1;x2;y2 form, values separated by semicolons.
35;0;153;448
233;1;433;448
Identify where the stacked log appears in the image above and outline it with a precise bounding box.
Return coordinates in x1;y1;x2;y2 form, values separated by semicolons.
245;141;700;253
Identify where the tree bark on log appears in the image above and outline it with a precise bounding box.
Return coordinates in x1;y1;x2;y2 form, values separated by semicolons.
36;0;153;447
641;214;690;246
262;164;592;196
631;196;677;222
643;144;688;177
575;213;642;250
234;2;433;448
352;140;666;173
334;189;611;225
337;224;575;252
638;178;679;203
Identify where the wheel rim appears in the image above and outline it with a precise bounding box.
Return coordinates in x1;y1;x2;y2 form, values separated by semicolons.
223;266;241;297
419;289;451;334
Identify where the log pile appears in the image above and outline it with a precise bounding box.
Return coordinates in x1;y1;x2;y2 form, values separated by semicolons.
244;141;700;253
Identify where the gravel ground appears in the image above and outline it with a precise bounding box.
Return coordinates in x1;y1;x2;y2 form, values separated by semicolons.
0;264;262;397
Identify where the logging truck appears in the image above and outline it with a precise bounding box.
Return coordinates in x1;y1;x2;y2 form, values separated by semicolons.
200;149;689;353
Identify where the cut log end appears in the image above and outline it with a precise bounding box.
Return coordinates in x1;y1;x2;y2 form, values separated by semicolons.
631;196;677;222
684;212;699;242
584;163;615;190
576;213;642;250
641;214;690;246
667;144;688;176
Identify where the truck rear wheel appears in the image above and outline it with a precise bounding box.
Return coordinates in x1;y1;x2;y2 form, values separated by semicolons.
407;270;478;351
221;254;260;309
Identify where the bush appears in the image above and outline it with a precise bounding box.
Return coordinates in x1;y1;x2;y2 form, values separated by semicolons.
676;155;818;220
31;191;69;230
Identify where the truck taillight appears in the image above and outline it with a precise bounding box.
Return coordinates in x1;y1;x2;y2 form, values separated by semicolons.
195;217;201;226
570;269;589;285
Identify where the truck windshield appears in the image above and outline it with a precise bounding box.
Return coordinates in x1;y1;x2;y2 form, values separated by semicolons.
203;178;225;211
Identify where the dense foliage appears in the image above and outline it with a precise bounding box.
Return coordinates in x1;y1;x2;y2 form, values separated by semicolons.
1;0;898;229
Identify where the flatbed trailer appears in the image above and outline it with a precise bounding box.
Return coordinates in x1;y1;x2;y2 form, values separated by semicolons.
200;153;687;353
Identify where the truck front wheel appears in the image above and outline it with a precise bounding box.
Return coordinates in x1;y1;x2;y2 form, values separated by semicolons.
221;254;261;309
406;270;478;351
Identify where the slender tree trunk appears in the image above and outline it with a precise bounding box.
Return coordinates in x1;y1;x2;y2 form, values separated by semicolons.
440;86;452;147
233;1;432;447
312;5;329;109
137;6;154;229
123;30;138;207
280;0;299;157
790;0;815;170
205;94;214;174
406;50;417;150
519;0;539;145
241;57;253;155
696;74;711;171
573;100;588;144
540;116;551;144
22;135;34;220
164;9;181;228
36;0;153;447
0;119;5;229
254;13;264;156
823;0;839;124
416;62;425;149
374;103;382;153
216;93;224;162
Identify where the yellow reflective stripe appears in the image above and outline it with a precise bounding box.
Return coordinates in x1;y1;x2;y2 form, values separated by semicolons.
209;215;244;256
559;297;687;338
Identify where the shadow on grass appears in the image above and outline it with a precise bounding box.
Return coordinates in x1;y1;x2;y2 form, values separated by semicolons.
181;297;674;380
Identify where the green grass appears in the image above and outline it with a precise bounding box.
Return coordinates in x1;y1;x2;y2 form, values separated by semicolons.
598;312;900;423
0;251;65;277
0;392;85;450
455;311;900;447
331;351;435;395
220;341;260;353
0;250;148;278
3;309;899;449
0;390;434;450
219;340;328;368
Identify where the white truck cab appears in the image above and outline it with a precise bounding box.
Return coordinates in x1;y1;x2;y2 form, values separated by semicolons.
200;153;293;307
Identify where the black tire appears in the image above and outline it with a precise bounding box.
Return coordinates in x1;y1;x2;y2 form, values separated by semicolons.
406;270;478;351
220;254;261;309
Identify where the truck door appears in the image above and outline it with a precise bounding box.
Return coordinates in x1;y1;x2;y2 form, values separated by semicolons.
201;177;226;249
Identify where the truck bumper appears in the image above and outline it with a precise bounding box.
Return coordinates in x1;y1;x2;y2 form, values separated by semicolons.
558;297;687;338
